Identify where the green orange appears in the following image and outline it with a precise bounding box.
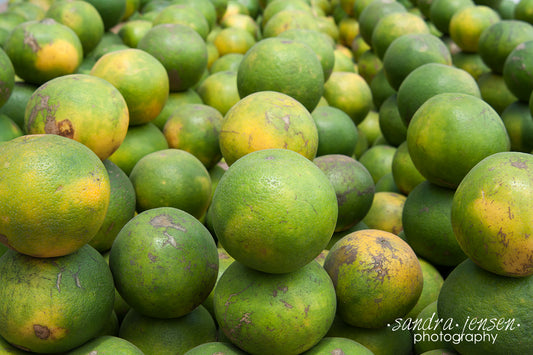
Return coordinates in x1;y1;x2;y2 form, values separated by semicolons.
0;245;115;353
323;229;423;328
24;73;129;160
67;336;144;355
452;151;533;277
501;101;533;152
378;94;407;146
262;9;319;38
362;191;406;235
311;105;359;157
83;0;126;31
502;39;533;101
448;5;501;53
90;48;169;126
4;19;83;85
405;258;444;320
429;0;475;35
152;4;210;40
477;71;518;115
213;260;337;354
358;144;397;183
210;148;338;274
357;0;407;45
0;134;110;258
152;89;203;130
196;70;240;116
0;114;23;143
219;91;319;166
407;93;510;189
0;47;14;110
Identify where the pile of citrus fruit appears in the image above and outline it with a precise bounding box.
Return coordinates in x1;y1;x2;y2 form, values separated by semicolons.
1;0;533;353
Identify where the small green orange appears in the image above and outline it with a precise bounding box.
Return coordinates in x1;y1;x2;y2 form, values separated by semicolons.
358;144;397;183
0;114;22;143
210;148;338;274
391;141;426;196
0;134;110;258
378;94;407;147
362;191;406;235
67;335;144;355
152;89;203;130
152;4;210;40
196;70;240;116
501;101;533;152
311;105;359;157
477;71;518;115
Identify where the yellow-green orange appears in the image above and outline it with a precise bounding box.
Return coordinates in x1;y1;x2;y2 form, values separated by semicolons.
4;18;83;85
129;149;212;219
477;71;518;115
362;191;406;235
314;154;375;232
407;93;510;189
219;91;318;166
391;141;426;195
90;48;169;126
163;103;223;169
429;0;475;35
184;341;247;355
0;114;22;142
451;151;533;277
152;89;203;130
24;73;129;160
311;105;359;157
0;245;115;353
118;19;152;48
196;70;240;116
213;260;336;354
210;149;338;274
109;207;218;318
45;0;104;54
403;181;467;266
438;258;533;354
152;4;210;40
324;229;423;328
449;5;501;53
0;47;14;110
237;37;324;112
213;27;256;56
262;9;319;38
0;134;110;258
302;337;373;355
358;144;397;183
404;258;444;320
357;0;407;45
67;335;144;355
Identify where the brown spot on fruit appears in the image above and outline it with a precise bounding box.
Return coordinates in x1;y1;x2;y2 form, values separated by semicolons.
23;32;40;52
46;119;75;139
511;160;527;169
149;214;187;232
33;324;50;339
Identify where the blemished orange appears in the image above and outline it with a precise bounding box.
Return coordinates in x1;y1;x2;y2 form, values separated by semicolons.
129;148;212;219
4;18;83;85
0;245;115;353
407;93;510;189
209;149;338;274
361;191;406;235
452;151;533;277
45;0;104;54
90;48;169;126
24;73;129;160
323;229;423;328
163;103;223;169
218;91;319;166
109;207;219;318
237;37;324;112
448;5;501;53
0;134;110;258
429;0;475;35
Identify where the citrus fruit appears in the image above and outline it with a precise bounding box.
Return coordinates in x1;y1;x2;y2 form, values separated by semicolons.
501;101;533;152
213;260;337;354
382;33;452;90
209;53;244;73
262;9;319;37
314;154;375;232
404;258;444;320
118;19;153;48
327;315;414;355
391;141;426;195
498;0;517;19
196;70;239;116
278;28;336;82
358;144;397;183
449;5;501;53
83;0;126;31
332;47;357;73
172;0;218;31
371;11;430;59
302;337;374;355
0;114;22;142
0;47;14;110
67;335;144;355
129;149;212;218
311;105;359;157
338;16;360;47
119;306;217;355
476;71;518;114
24;73;129;160
324;229;423;328
0;11;26;34
7;1;46;21
502;39;533;101
107;122;169;175
0;82;36;132
210;148;338;273
138;23;208;92
323;71;373;125
261;0;312;28
370;69;396;111
109;207;218;318
152;89;203;130
152;4;210;40
411;301;455;354
515;0;533;24
212;27;256;56
351;34;371;62
378;94;407;147
236;37;324;112
0;134;110;258
438;258;533;354
90;48;169;126
429;0;475;35
362;191;406;235
221;13;259;39
184;342;247;355
402;181;468;266
451;151;533;277
0;245;115;353
358;0;407;45
375;171;401;193
406;93;510;189
218;91;319;166
357;110;382;147
201;247;235;317
4;19;83;85
451;50;491;80
478;19;533;74
88;160;136;253
396;62;481;126
162;103;223;169
45;0;104;54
